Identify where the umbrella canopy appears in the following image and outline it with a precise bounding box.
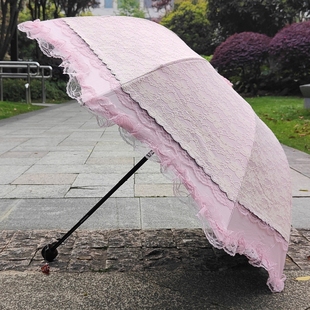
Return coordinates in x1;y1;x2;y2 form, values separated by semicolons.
18;16;291;292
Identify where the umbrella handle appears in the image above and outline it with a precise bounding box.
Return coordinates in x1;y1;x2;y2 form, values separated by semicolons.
41;150;154;262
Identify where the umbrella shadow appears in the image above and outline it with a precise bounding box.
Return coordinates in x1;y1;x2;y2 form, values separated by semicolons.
140;261;272;309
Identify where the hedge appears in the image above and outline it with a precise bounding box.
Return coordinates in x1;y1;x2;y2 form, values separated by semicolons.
210;21;310;95
1;79;69;102
211;32;271;94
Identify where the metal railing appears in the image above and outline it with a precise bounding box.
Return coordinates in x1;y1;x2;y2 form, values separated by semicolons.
0;61;52;104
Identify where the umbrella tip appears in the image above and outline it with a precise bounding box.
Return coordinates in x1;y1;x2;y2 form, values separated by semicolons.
41;243;58;262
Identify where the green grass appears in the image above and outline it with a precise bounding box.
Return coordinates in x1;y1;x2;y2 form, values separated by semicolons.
245;96;310;154
0;101;45;120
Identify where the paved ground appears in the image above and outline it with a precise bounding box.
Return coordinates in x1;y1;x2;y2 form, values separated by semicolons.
0;101;309;230
0;102;200;231
0;227;310;309
1;101;310;309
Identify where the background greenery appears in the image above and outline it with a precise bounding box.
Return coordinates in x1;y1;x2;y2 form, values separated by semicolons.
0;101;44;120
2;0;309;98
246;96;310;154
210;21;310;95
160;0;210;54
1;79;69;102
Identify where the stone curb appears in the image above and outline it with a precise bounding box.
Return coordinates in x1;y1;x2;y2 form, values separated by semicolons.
1;228;310;274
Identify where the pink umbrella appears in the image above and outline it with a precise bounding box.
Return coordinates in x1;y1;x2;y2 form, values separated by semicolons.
18;16;291;292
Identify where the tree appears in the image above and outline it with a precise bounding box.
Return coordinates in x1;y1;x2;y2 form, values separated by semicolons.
160;0;211;55
52;0;100;18
207;0;310;51
285;0;310;22
0;0;23;60
1;0;100;61
27;0;49;20
26;0;100;20
117;0;145;17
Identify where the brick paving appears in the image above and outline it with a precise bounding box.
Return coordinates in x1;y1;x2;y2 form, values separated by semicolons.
1;228;309;274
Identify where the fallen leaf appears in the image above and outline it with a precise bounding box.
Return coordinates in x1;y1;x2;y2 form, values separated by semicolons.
41;263;50;275
299;189;309;192
295;276;310;281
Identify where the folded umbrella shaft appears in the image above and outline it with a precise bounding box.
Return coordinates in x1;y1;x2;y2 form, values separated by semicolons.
41;150;154;262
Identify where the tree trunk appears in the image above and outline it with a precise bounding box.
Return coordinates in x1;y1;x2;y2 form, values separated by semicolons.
0;0;23;61
10;27;18;61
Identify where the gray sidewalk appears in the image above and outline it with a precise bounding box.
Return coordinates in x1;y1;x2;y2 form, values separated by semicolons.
1;101;310;309
0;101;310;230
0;101;200;231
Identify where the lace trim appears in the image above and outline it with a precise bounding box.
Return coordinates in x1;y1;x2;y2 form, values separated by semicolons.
120;59;291;242
198;201;288;292
18;18;290;292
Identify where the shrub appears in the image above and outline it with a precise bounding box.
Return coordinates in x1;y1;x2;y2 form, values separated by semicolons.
2;79;69;102
268;21;310;94
211;32;271;94
2;79;26;102
160;0;211;55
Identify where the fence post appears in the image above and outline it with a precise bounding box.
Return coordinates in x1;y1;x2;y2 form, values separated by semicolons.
41;67;46;104
25;83;30;104
0;67;3;101
0;77;3;102
27;63;31;104
0;61;52;103
300;84;310;109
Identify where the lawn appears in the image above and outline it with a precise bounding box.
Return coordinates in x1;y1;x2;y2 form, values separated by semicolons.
0;101;45;120
245;96;310;154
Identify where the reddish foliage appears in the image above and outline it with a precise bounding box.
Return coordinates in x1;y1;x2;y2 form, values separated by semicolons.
211;32;271;71
269;21;310;69
151;0;172;12
209;22;310;94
